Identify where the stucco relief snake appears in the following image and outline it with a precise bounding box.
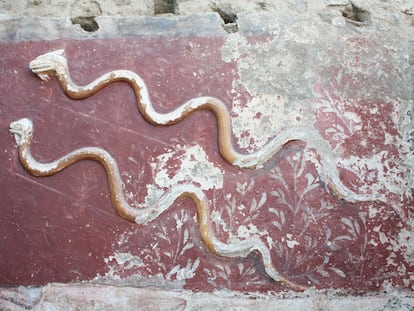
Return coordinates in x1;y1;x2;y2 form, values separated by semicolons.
9;49;379;290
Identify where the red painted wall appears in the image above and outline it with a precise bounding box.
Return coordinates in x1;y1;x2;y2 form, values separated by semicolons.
1;36;413;292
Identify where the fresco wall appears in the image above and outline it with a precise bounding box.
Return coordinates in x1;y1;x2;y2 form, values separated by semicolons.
0;2;413;308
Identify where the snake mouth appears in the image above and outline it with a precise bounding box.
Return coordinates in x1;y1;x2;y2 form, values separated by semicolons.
9;121;22;134
9;127;21;135
29;49;66;81
9;123;23;144
9;118;33;145
29;61;54;81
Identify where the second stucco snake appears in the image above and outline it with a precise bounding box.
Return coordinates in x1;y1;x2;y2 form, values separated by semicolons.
9;118;306;291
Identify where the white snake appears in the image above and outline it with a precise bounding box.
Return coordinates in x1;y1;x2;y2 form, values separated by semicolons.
8;50;379;290
27;49;377;203
10;118;306;291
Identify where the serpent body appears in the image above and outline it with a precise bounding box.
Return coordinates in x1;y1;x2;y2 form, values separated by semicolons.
9;118;306;291
29;49;377;203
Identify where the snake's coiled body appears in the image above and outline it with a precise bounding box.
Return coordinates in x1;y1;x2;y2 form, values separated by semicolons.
9;118;306;291
28;49;376;203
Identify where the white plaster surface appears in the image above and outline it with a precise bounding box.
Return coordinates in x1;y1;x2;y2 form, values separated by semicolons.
145;144;223;206
1;284;414;310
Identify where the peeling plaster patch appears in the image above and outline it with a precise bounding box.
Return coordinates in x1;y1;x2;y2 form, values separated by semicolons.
334;98;414;204
99;251;144;281
221;31;413;203
145;145;223;205
211;210;230;234
106;252;143;270
373;225;389;244
231;94;301;151
368;204;383;218
397;228;414;266
152;145;223;189
221;32;315;100
237;223;267;240
381;226;414;287
400;100;414;190
166;258;200;281
386;252;398;267
220;33;245;64
285;233;299;249
343;111;361;124
144;184;165;206
369;238;378;247
340;151;411;200
221;33;310;151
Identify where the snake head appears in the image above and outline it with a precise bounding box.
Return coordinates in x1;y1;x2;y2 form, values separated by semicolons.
9;118;33;145
29;49;67;81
